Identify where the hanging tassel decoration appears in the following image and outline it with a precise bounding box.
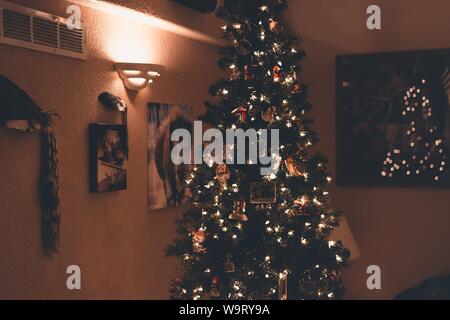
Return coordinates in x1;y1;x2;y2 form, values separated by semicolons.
39;111;60;258
0;75;61;258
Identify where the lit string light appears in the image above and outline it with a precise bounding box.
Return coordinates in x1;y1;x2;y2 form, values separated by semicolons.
381;80;448;181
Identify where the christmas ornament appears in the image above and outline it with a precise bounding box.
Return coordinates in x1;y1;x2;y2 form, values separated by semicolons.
229;200;248;221
278;271;288;300
269;19;279;32
192;229;206;253
250;182;277;204
210;276;221;298
284;156;302;176
294;195;309;207
231;106;247;123
230;67;241;80
215;163;230;188
261;106;276;122
273;65;283;82
293;82;302;93
237;39;252;56
212;276;220;285
244;65;254;80
224;254;236;273
209;286;221;298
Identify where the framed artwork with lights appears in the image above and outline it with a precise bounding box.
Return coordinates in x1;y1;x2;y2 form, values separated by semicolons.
336;48;450;187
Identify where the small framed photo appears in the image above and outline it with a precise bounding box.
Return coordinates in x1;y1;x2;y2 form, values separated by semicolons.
250;182;277;204
89;123;128;193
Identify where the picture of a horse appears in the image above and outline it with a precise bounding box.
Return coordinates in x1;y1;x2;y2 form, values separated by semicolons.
148;103;192;210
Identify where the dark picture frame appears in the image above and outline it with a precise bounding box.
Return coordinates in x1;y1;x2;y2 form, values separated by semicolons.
89;123;128;193
336;48;450;188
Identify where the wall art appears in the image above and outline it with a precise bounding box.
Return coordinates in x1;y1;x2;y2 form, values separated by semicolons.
336;48;450;187
89;123;128;193
148;103;192;210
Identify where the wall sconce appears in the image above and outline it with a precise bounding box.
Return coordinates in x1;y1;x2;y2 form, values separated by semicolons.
114;63;164;91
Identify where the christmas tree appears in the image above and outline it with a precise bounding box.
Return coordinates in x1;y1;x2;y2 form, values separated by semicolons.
167;0;349;300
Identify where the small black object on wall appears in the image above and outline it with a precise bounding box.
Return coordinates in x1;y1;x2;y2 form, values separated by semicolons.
98;92;127;124
90;92;128;193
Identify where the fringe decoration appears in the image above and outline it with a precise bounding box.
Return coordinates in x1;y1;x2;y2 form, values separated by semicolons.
39;112;60;258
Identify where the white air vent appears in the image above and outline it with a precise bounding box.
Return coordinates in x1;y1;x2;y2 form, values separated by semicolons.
0;1;86;60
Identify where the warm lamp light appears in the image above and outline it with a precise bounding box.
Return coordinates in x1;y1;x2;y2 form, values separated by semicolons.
114;63;164;91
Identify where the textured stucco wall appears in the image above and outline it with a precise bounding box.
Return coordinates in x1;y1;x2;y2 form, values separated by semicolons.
0;0;221;299
2;0;449;301
285;0;450;299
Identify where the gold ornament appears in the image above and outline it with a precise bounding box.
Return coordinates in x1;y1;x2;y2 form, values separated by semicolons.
261;106;276;122
244;65;254;80
269;20;279;32
215;164;230;188
294;195;309;206
284;157;302;176
224;254;236;273
229;200;248;221
192;229;206;253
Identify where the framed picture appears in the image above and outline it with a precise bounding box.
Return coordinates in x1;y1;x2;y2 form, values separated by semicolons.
89;123;128;193
336;48;450;187
148;103;192;210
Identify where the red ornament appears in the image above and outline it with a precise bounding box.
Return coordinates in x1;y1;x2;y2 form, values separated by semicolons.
273;66;283;83
192;229;206;243
212;276;220;285
232;106;247;123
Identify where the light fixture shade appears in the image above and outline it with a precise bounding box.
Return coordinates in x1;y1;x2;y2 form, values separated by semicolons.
114;63;164;91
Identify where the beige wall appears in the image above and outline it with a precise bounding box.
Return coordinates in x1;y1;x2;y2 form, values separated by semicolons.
285;0;450;299
1;0;449;300
0;0;221;299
